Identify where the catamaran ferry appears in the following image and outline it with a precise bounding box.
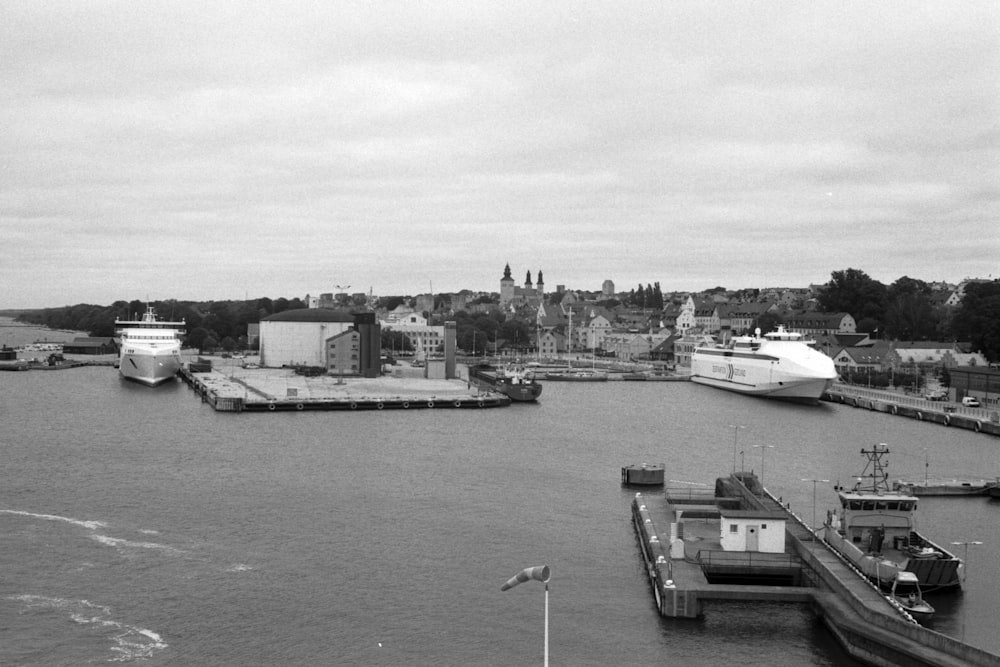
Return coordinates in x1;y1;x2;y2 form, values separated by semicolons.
690;326;837;402
115;306;185;386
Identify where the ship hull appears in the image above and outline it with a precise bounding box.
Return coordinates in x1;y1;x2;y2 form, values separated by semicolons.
119;348;182;386
495;379;543;402
822;527;962;593
690;346;835;402
690;371;833;402
468;364;542;402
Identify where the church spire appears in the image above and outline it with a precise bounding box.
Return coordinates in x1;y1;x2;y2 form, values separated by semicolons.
502;263;512;280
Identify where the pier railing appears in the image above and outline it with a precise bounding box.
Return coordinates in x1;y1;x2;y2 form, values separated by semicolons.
831;383;996;421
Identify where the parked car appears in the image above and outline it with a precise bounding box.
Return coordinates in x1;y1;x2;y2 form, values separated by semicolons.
961;397;981;408
924;391;947;401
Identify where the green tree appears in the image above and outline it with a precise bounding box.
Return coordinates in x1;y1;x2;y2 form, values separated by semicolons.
951;281;1000;362
817;268;888;326
186;327;211;351
884;276;936;340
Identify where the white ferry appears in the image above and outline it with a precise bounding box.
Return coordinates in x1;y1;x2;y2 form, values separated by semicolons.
115;306;185;386
690;326;837;402
823;443;962;593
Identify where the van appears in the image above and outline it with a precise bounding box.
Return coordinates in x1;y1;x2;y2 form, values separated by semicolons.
962;397;981;408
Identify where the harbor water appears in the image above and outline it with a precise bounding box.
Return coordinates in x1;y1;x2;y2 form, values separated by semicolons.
2;346;998;664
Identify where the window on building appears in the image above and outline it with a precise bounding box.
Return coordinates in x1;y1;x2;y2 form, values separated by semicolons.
729;524;738;533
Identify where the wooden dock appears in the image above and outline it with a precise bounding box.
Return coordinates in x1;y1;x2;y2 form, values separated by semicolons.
632;473;1000;667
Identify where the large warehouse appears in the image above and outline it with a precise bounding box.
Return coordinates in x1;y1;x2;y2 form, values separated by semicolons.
258;309;381;376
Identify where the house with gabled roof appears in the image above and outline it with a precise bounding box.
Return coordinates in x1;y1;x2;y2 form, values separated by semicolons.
538;327;566;357
693;298;720;333
831;341;894;374
784;312;856;336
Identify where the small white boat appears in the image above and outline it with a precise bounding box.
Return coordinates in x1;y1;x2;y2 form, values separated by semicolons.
890;571;935;624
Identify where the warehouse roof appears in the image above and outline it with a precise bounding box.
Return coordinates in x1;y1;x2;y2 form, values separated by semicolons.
261;308;356;323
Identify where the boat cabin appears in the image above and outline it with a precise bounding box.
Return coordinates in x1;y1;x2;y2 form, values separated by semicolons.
719;510;786;553
830;488;918;553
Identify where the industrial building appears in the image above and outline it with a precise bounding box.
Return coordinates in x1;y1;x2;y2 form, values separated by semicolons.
259;309;381;377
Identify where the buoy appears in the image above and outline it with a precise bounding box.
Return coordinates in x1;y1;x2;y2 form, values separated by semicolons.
402;401;409;409
478;399;485;408
268;403;276;411
975;420;982;432
350;402;357;410
851;397;858;407
376;402;384;410
296;403;304;411
890;405;898;415
454;400;462;408
427;400;434;408
916;411;923;421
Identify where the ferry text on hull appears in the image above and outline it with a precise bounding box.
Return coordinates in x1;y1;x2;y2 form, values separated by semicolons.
690;326;837;402
115;307;186;386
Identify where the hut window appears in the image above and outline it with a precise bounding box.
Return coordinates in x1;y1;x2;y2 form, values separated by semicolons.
729;524;738;533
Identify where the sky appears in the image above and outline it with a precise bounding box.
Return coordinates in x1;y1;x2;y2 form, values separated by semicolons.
2;1;998;309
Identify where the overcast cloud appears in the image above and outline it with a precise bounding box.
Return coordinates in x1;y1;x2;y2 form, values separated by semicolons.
2;1;998;308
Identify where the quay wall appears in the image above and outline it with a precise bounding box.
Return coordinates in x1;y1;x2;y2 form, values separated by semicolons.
824;385;1000;436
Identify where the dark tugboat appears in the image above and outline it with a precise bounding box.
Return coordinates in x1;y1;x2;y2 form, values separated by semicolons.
469;364;543;402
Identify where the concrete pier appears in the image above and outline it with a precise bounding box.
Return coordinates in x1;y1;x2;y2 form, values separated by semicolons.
824;386;1000;436
179;366;510;412
632;474;1000;667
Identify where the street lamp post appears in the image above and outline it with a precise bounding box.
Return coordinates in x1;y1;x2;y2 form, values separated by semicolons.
728;424;746;473
950;541;983;583
801;478;829;535
753;444;775;487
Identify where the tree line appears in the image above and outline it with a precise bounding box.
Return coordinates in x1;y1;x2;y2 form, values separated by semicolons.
12;269;1000;361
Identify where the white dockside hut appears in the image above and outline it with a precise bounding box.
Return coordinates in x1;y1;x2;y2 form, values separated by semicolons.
719;510;786;553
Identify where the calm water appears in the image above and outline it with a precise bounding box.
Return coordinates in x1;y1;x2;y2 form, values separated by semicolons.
1;336;998;664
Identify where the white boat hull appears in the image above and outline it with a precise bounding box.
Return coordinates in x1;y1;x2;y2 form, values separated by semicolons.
690;356;834;401
119;348;182;386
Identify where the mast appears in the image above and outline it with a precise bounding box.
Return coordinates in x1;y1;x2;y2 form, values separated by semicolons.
853;443;893;494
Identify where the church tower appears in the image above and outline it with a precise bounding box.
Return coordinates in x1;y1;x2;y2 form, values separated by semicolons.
536;270;544;298
500;263;515;306
524;270;533;290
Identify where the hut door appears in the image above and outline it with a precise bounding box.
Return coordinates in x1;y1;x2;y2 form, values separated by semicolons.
747;526;759;551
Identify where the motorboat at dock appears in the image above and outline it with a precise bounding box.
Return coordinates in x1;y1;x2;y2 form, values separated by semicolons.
823;443;963;593
468;363;542;402
890;571;935;624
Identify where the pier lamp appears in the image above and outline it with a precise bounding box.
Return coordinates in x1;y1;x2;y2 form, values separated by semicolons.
950;541;983;582
728;424;746;473
753;445;775;487
801;478;829;535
